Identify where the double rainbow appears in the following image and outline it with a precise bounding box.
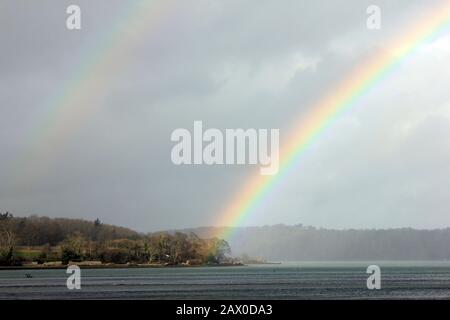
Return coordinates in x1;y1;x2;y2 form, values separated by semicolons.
9;1;450;238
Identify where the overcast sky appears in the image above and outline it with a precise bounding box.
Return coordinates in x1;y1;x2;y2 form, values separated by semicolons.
1;0;449;232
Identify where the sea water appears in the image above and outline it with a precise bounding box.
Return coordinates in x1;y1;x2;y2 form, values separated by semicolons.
1;261;450;299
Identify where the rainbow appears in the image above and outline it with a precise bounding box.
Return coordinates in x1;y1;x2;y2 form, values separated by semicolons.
214;1;450;240
12;0;176;188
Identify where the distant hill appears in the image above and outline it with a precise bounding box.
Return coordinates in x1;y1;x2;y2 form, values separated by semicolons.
0;214;141;246
180;224;450;261
5;213;450;261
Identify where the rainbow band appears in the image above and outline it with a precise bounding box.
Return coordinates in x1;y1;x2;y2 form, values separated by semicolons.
215;1;450;240
12;0;175;188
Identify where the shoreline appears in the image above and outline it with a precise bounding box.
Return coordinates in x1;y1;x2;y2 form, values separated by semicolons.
0;262;245;270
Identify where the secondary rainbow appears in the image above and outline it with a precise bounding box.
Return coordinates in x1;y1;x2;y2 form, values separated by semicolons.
214;1;450;240
12;0;176;188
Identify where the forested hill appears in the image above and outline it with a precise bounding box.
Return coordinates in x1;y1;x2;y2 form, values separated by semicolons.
0;214;231;266
0;214;141;246
181;225;450;261
4;213;450;262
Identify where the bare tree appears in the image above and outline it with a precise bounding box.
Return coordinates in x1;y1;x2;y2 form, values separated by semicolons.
0;219;15;265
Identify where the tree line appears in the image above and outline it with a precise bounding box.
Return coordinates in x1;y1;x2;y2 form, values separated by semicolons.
0;213;231;266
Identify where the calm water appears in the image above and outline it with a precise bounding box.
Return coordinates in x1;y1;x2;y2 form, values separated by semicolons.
1;261;450;299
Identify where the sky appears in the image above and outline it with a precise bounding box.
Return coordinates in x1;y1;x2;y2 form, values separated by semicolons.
0;0;449;232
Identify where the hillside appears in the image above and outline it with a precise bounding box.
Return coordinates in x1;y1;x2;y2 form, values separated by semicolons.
0;213;230;266
181;224;450;261
4;212;450;263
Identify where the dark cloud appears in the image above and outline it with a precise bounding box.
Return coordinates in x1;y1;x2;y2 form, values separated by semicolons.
0;0;449;231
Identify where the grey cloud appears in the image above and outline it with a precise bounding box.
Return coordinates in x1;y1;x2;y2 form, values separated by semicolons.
0;0;449;232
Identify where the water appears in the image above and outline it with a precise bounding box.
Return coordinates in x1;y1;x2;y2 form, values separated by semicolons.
1;261;450;299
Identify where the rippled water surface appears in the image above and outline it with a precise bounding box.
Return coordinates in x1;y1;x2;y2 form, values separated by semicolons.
1;261;450;299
